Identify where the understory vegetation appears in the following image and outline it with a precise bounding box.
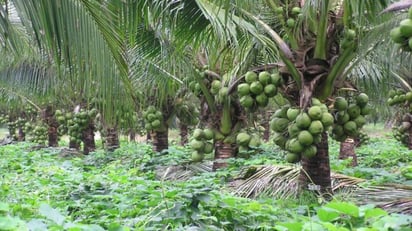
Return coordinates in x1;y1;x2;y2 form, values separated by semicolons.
1;125;412;231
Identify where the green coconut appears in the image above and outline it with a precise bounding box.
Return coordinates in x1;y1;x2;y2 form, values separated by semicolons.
204;142;214;154
287;108;300;121
321;112;334;128
236;132;252;146
285;152;300;163
298;130;314;146
356;93;369;107
191;151;204;162
256;93;269;107
190;139;205;151
245;71;258;84
302;145;317;158
336;111;350;125
264;84;277;97
258;71;271;85
308;120;324;135
288;123;301;138
237;83;250;96
287;138;304;153
193;128;205;140
308;106;323;120
273;132;287;148
250;81;264;95
203;128;214;140
240;95;255;108
271;118;289;132
270;73;282;86
400;19;412;37
343;121;357;136
334;97;348;111
390;27;406;44
347;104;361;119
295;112;312;129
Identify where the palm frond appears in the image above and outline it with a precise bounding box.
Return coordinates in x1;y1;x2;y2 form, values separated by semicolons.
382;0;412;13
155;162;213;181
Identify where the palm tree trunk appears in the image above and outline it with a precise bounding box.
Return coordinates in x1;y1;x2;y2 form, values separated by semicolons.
17;127;25;141
69;139;80;150
82;120;96;154
339;138;358;166
262;110;273;142
408;127;412;150
104;127;119;152
299;132;332;195
129;129;136;142
213;141;236;170
151;128;169;152
179;123;189;146
44;105;58;147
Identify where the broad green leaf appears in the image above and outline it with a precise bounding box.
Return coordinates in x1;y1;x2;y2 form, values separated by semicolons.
108;223;130;231
364;208;387;220
0;202;9;213
39;203;65;225
372;214;412;230
248;201;262;211
27;219;48;231
275;222;304;231
302;221;326;231
321;222;350;231
324;201;360;217
0;216;26;230
317;208;340;222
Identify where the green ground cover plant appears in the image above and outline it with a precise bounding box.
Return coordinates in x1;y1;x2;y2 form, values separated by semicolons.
0;136;411;230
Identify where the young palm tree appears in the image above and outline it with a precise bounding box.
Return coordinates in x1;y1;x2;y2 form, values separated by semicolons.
139;0;394;193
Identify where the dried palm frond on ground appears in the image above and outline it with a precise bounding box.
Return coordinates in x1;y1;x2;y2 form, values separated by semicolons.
231;165;300;199
353;185;412;214
155;161;213;181
155;162;412;215
230;165;365;199
232;165;412;215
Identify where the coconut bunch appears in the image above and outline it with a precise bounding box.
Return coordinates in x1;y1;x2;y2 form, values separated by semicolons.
330;93;372;142
390;7;412;51
393;113;412;145
387;89;412;106
236;131;262;158
237;71;283;111
271;99;334;163
55;108;97;143
356;130;370;147
0;114;9;124
189;128;215;162
31;123;48;144
273;5;302;29
143;106;163;132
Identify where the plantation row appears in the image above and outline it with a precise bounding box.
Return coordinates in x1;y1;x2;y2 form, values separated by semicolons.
0;135;412;230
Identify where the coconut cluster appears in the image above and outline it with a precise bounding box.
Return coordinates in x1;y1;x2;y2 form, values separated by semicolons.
31;123;48;144
390;7;412;51
56;109;98;144
143;106;163;131
330;93;371;141
0;115;26;140
274;5;302;29
357;131;370;147
237;71;283;111
190;128;215;162
387;89;412;107
270;99;334;163
235;132;262;158
393;113;412;145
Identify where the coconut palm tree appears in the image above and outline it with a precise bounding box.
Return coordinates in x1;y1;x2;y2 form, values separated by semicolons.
138;0;396;194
